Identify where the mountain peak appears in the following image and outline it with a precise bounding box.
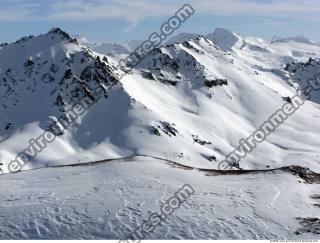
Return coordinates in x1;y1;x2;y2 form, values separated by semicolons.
212;28;234;36
48;27;70;37
47;27;77;43
206;28;241;51
0;28;85;72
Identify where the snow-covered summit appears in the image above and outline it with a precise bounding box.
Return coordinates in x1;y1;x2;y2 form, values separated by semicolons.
206;28;244;51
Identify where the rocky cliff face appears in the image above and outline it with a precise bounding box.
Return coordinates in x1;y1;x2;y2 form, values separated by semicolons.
0;28;120;137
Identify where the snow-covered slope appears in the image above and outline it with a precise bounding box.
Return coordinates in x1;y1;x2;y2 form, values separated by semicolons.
0;156;319;239
1;28;320;174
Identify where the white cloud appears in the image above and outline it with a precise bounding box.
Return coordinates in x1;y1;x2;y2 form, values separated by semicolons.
197;0;320;16
0;0;319;24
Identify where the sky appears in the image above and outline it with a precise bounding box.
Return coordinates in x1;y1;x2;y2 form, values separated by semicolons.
0;0;320;44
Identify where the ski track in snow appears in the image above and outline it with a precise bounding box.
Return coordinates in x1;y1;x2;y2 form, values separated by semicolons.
269;186;281;208
0;156;319;240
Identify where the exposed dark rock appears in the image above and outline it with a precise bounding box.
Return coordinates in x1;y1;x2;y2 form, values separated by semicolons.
151;50;179;72
49;28;72;41
141;71;155;80
62;68;73;80
0;42;8;48
295;217;320;235
155;122;178;137
204;79;228;87
282;96;292;103
285;58;319;74
55;94;65;107
192;135;212;145
41;73;55;83
24;59;34;68
281;166;320;184
207;155;217;162
48;121;64;136
158;79;178;86
49;64;59;73
14;35;34;44
151;126;161;136
284;63;297;73
5;122;12;130
80;67;92;80
310;194;320;199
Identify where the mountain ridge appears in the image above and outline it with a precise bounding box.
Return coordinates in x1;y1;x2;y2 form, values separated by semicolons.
1;27;320;174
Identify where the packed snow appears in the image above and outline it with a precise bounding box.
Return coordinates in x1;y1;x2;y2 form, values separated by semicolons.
0;156;319;240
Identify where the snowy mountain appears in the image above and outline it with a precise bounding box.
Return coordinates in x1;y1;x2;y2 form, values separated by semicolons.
1;26;320;240
0;27;320;174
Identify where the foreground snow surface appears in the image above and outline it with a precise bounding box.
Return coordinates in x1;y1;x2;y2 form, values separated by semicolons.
0;156;319;240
